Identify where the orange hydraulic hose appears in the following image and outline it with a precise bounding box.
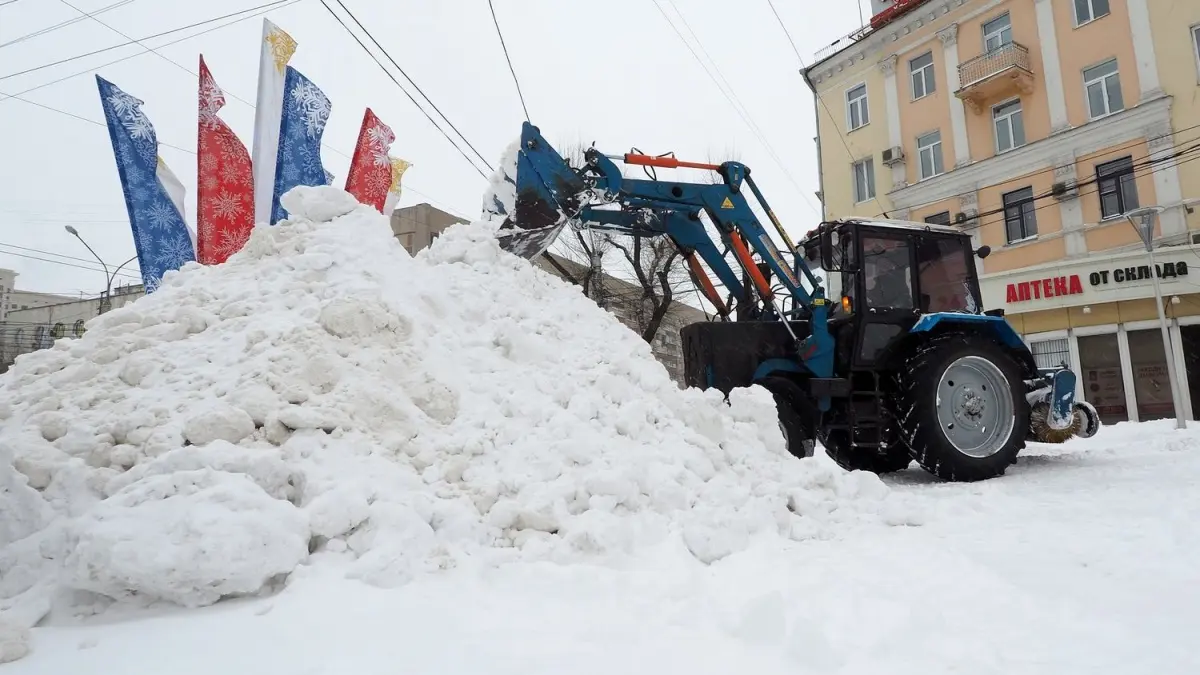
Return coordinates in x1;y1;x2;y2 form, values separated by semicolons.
728;234;774;303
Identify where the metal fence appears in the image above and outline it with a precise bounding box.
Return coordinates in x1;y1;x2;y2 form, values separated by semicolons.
0;320;87;366
958;42;1031;90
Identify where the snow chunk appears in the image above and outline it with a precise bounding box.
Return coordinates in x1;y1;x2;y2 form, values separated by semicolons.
63;469;309;607
0;619;30;664
183;403;255;446
278;185;360;223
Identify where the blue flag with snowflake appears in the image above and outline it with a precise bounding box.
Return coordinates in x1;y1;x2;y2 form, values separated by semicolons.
96;76;196;293
269;66;332;224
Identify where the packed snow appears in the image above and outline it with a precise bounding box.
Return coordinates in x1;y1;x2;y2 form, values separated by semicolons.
7;420;1200;674
0;185;922;663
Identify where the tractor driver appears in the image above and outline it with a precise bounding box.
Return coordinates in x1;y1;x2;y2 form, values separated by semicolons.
863;240;913;309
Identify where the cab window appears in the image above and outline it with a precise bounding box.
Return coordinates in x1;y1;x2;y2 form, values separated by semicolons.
916;237;974;313
862;236;914;310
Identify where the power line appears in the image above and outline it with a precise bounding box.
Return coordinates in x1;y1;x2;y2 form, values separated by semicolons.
0;0;293;84
0;241;142;275
0;247;142;280
0;0;302;102
318;0;492;180
763;0;887;217
0;0;134;49
327;0;495;173
0;91;197;155
650;0;822;219
487;0;530;122
879;121;1200;219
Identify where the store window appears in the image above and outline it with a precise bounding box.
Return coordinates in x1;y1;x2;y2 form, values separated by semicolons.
1077;333;1127;424
1127;329;1176;421
1181;325;1200;420
1030;338;1069;370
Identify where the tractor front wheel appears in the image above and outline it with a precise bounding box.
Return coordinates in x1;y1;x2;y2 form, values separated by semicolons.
895;332;1029;481
758;376;816;459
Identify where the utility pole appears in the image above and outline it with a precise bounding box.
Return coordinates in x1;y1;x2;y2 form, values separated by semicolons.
1124;206;1186;429
64;226;137;314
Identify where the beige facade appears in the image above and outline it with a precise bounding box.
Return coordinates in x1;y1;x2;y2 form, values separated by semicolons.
805;0;1200;423
0;268;78;320
391;204;708;385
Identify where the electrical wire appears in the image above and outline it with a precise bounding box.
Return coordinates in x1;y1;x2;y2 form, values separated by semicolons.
0;0;293;83
0;93;197;154
650;0;822;219
318;0;492;180
0;0;303;103
880;121;1200;219
957;139;1200;232
327;0;495;173
0;247;142;280
0;241;141;273
0;0;135;49
487;0;530;122
763;0;889;217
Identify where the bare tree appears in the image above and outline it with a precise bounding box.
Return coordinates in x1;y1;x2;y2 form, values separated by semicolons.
602;234;694;343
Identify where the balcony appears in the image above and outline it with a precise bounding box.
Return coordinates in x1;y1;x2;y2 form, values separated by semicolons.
955;42;1035;114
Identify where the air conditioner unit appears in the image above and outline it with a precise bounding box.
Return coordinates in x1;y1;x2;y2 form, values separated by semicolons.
881;146;905;166
954;212;970;224
1051;180;1078;200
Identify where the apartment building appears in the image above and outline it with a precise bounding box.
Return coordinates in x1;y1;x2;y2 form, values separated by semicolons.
803;0;1200;424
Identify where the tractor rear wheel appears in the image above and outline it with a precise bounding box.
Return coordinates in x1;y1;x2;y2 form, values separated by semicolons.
758;376;816;459
894;332;1029;481
821;430;912;474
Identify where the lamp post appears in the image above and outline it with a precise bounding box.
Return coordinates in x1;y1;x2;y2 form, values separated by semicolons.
64;226;137;314
1123;206;1186;429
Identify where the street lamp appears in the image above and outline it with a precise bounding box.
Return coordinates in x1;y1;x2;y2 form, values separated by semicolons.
64;226;137;314
1124;205;1186;429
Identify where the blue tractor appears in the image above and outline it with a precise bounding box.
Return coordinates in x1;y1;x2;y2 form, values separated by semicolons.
492;123;1100;482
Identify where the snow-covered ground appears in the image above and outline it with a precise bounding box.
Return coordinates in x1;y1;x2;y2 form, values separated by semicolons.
3;186;1198;673
9;421;1200;674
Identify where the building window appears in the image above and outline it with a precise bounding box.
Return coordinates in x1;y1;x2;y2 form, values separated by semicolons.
1030;338;1070;370
916;130;944;180
992;99;1025;154
852;157;876;203
846;83;869;131
1192;25;1200;81
1074;0;1110;26
1003;186;1037;243
1083;59;1124;119
1096;156;1138;219
983;13;1012;53
1078;333;1127;424
924;211;951;225
910;51;935;99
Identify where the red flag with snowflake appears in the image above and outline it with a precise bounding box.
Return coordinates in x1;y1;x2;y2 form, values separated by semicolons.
197;55;254;265
344;108;396;212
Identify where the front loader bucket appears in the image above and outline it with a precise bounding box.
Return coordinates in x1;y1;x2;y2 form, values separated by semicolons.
495;122;587;260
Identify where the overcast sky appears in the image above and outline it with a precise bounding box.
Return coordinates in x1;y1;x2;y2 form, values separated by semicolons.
0;0;865;296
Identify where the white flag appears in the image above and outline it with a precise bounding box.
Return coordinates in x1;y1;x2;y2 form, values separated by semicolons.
251;18;297;226
156;155;196;254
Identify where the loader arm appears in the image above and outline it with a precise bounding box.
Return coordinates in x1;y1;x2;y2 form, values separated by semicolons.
494;121;836;380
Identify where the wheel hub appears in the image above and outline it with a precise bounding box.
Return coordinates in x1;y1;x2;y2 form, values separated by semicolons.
935;355;1015;458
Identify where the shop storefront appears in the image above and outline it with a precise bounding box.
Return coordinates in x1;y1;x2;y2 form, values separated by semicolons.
979;245;1200;425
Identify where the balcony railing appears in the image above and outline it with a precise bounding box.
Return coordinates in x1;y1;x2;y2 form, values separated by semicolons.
958;42;1032;90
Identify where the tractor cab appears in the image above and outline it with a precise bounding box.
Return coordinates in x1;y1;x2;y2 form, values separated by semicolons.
802;218;993;372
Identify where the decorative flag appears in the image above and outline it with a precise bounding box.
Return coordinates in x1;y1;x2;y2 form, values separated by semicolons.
197;55;254;265
269;66;332;224
344;108;395;211
95;76;196;293
156;155;197;254
251;19;296;226
382;156;412;215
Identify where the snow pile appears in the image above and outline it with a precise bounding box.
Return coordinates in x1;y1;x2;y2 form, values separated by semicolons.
0;186;916;640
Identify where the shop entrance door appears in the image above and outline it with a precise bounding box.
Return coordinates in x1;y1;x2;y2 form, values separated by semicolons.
1077;333;1128;425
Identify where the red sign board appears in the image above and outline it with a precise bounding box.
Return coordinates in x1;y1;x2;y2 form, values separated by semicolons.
1006;274;1084;303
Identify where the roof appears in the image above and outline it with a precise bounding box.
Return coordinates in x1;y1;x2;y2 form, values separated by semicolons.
836;217;965;236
